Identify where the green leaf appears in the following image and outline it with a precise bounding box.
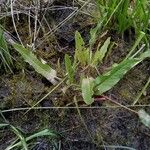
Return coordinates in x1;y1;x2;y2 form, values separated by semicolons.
92;37;111;66
65;54;74;83
138;109;150;128
75;31;85;52
94;50;150;95
81;77;94;105
13;43;58;85
76;48;89;66
74;31;90;66
139;50;150;59
80;48;90;66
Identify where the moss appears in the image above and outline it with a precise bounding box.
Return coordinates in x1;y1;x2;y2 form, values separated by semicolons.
112;63;149;104
2;73;45;108
119;88;135;101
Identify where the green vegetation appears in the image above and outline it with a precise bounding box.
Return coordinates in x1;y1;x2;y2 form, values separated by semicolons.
95;0;150;33
0;0;150;149
0;28;13;72
12;43;59;85
0;123;58;150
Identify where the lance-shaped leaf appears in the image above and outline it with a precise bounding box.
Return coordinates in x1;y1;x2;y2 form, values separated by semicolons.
13;43;58;85
65;54;75;83
92;37;111;66
81;77;94;105
75;31;85;52
74;31;90;66
94;50;150;95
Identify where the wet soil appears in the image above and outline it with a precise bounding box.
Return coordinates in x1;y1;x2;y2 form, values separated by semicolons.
0;1;150;150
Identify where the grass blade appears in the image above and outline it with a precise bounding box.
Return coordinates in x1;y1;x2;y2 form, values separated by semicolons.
89;16;106;48
0;28;13;72
125;31;145;59
10;125;28;150
5;129;58;150
0;123;9;128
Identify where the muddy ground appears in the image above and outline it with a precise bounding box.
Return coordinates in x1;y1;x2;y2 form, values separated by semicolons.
0;1;150;150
